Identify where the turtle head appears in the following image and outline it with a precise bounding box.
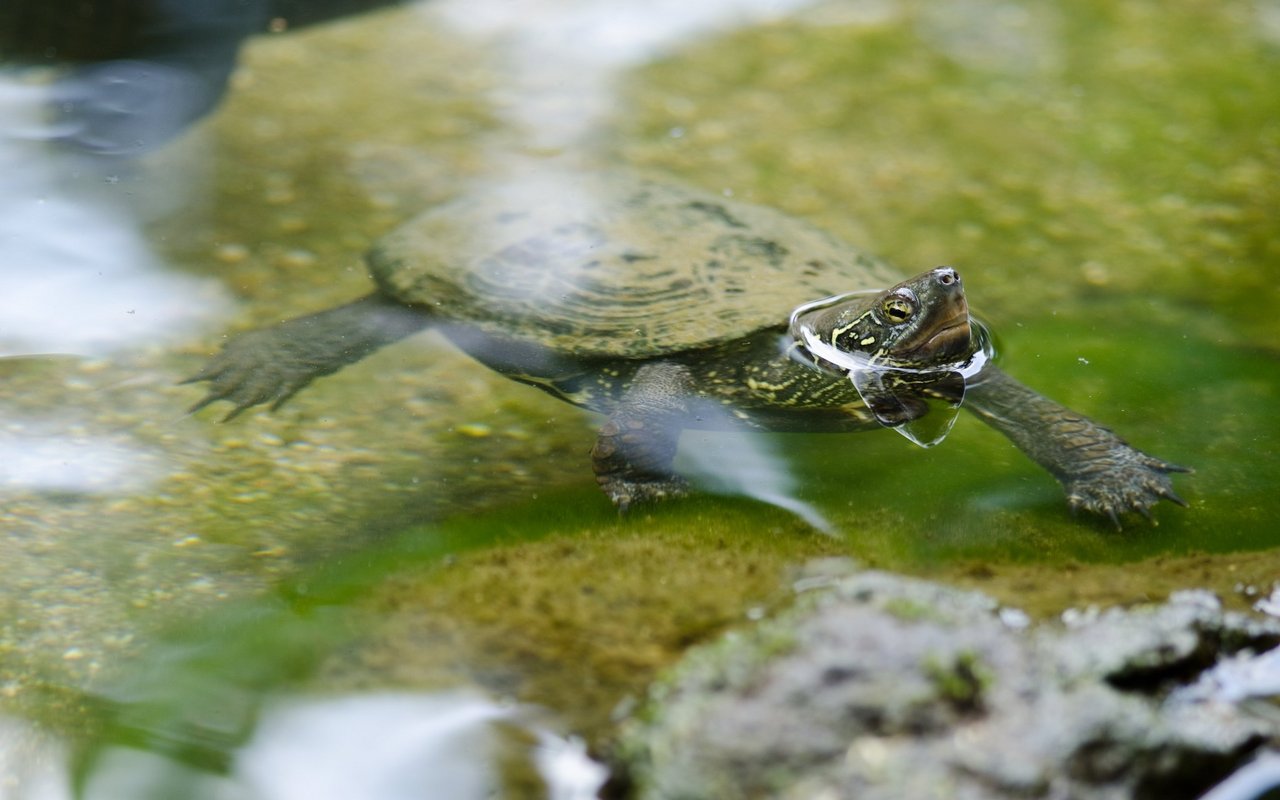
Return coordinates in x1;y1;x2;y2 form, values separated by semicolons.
789;267;992;445
789;267;973;372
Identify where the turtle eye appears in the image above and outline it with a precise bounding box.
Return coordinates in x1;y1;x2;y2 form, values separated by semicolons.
881;295;915;323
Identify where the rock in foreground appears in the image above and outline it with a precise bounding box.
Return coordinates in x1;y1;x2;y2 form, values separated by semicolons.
619;565;1280;800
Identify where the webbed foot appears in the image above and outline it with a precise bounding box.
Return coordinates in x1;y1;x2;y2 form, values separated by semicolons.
1064;449;1190;530
183;293;432;420
964;365;1191;529
590;362;694;512
182;326;323;420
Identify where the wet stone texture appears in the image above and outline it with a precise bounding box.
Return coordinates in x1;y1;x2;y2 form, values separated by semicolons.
619;564;1280;800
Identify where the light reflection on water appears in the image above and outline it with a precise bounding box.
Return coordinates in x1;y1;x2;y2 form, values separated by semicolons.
0;80;229;357
677;417;833;534
429;0;815;152
0;413;162;494
2;693;605;800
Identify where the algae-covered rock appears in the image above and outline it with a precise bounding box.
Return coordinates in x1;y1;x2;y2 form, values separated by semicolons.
619;566;1280;800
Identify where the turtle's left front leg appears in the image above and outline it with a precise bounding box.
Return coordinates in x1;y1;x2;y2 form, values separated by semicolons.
963;365;1189;527
591;361;695;511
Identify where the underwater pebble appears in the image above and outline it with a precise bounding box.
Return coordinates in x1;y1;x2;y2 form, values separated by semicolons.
103;633;134;648
278;247;317;267
104;499;137;514
215;243;251;263
403;398;432;415
1081;260;1111;286
278;215;309;234
455;423;492;438
188;577;217;593
265;186;297;205
77;359;110;374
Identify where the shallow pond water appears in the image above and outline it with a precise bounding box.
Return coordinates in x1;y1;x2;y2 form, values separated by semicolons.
1;0;1278;797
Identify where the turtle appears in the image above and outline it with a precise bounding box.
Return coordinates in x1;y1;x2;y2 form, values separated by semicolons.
185;169;1188;526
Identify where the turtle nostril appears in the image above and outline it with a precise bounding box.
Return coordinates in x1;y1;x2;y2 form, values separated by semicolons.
936;267;959;287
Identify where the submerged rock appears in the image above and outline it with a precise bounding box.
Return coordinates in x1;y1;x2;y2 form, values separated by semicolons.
619;565;1280;800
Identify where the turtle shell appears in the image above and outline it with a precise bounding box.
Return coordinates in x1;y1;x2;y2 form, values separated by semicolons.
368;170;903;358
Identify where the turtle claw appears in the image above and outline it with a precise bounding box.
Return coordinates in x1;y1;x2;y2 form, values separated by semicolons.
1059;448;1190;530
182;328;319;420
1155;485;1189;508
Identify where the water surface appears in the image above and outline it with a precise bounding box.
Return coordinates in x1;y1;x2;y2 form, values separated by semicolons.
1;0;1277;796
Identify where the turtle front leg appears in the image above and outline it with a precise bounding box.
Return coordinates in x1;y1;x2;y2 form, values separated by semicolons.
185;293;432;419
591;362;695;511
963;366;1189;528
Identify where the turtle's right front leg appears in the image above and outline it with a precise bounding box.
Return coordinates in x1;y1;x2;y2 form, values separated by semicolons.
185;292;432;419
963;365;1189;526
591;362;695;511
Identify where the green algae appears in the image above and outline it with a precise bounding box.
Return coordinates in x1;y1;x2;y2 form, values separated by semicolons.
924;650;993;713
55;491;837;761
622;1;1280;347
308;495;841;738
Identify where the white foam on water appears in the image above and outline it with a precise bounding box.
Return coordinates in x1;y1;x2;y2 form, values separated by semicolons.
678;402;835;535
0;72;230;357
427;0;815;151
70;692;608;800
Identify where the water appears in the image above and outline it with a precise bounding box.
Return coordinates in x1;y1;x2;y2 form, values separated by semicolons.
2;1;1278;797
